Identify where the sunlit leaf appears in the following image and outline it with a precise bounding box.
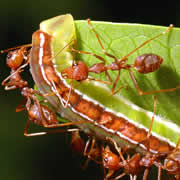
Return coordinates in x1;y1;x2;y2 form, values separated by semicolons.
34;14;180;146
74;20;180;145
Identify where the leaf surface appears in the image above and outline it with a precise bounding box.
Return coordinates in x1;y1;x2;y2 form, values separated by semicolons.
74;20;180;145
36;15;180;146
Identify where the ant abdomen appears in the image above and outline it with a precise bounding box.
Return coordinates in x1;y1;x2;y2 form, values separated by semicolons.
134;53;163;74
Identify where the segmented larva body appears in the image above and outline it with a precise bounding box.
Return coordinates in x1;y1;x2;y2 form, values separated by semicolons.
30;30;173;156
29;15;179;179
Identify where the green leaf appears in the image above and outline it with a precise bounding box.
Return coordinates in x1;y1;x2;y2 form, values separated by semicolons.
73;20;180;145
37;15;180;146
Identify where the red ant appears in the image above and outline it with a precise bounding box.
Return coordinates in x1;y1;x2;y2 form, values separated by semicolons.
56;39;113;107
101;96;180;180
153;139;180;180
17;87;83;136
68;20;180;95
1;44;32;90
70;134;102;170
1;44;84;136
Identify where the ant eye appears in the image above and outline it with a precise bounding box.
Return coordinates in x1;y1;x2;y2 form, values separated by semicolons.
7;53;12;59
104;157;108;163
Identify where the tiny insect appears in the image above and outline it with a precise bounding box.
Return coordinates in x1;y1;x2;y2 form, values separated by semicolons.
60;39;112;107
1;44;31;90
69;20;180;95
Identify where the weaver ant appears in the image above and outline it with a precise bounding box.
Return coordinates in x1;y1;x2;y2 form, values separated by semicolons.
101;97;180;180
58;39;113;107
68;20;180;95
1;44;32;90
1;44;83;136
16;87;83;136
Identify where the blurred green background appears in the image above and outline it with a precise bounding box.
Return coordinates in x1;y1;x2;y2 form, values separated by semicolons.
1;1;180;180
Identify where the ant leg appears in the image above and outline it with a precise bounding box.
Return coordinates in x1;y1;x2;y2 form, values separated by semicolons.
147;96;157;139
142;168;149;180
106;170;115;179
111;70;120;94
24;118;79;137
72;39;77;66
84;138;95;156
84;138;101;163
120;24;173;61
83;138;101;169
111;70;128;95
64;80;73;108
82;138;92;169
86;77;112;85
105;71;112;82
115;172;126;180
16;98;27;112
139;96;157;151
43;120;87;129
157;165;162;180
47;39;76;63
87;19;118;61
128;70;180;95
174;138;180;151
70;47;106;63
49;80;67;108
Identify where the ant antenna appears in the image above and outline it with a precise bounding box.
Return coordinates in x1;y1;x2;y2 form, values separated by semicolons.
0;44;32;54
147;96;157;139
120;24;173;61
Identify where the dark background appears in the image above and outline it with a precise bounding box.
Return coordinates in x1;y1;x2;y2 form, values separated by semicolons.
1;1;180;180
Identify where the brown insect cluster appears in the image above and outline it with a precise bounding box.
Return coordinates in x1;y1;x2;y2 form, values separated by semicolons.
1;18;180;180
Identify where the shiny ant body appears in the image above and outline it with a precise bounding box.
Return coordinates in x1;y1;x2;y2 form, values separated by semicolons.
63;20;180;95
1;44;31;90
58;40;112;107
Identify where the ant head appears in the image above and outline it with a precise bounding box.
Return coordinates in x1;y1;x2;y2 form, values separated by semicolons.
6;48;24;70
102;146;120;170
164;149;180;174
62;61;88;81
72;61;88;81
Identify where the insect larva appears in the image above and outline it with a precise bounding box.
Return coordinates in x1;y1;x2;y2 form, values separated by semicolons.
29;14;179;179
